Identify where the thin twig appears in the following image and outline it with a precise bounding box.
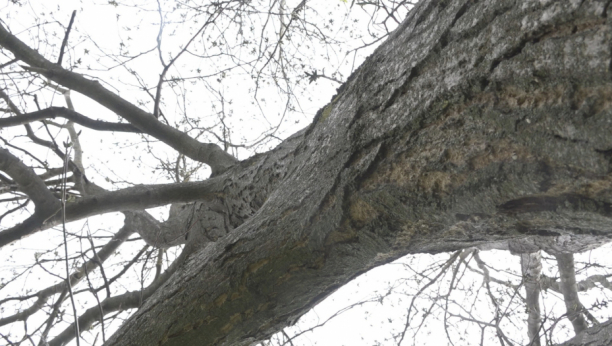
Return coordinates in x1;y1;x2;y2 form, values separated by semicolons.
86;228;111;299
61;143;80;346
58;11;77;66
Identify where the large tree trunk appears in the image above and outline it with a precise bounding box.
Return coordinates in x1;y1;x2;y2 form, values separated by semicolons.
102;0;612;345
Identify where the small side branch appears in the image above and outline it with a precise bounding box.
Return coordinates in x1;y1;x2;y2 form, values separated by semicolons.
57;11;77;66
0;176;222;247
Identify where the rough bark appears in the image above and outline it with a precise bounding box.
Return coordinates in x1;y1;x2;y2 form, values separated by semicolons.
558;318;612;346
98;0;612;345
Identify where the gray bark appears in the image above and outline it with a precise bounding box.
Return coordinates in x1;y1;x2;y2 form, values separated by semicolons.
2;0;612;344
557;318;612;346
101;0;612;345
555;253;589;334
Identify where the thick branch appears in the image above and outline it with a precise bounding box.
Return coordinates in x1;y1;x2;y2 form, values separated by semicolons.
0;24;237;174
0;176;222;247
555;253;589;334
0;107;141;133
0;224;133;327
521;252;542;346
0;147;60;215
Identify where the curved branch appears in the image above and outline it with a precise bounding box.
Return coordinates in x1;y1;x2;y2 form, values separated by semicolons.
0;107;141;133
0;147;61;215
0;23;237;174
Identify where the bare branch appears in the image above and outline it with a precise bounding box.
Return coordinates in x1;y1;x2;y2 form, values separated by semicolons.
0;176;222;247
0;107;141;133
0;224;133;327
57;10;77;66
521;252;542;346
555;253;589;334
46;246;190;346
0;23;237;174
0;147;61;215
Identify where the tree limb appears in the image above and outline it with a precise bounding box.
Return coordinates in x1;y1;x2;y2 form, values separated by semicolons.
0;107;141;133
0;24;237;174
521;252;542;346
46;245;190;346
0;147;61;216
0;176;222;247
555;253;588;334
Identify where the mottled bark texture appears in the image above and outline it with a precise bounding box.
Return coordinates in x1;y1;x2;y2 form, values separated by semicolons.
100;0;612;345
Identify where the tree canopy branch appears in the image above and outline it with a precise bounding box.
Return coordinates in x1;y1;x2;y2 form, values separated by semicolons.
0;224;133;327
0;147;61;215
0;107;141;133
0;23;237;174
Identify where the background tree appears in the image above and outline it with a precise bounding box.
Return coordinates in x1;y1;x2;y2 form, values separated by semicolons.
1;0;612;345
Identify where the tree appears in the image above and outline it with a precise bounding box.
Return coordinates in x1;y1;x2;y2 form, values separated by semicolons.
1;0;612;345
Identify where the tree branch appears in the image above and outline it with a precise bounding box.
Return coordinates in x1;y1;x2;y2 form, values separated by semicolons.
0;176;222;247
541;273;612;294
0;23;237;174
557;318;612;346
0;147;61;215
0;107;141;133
521;252;542;346
57;10;77;66
0;223;133;327
46;245;190;346
555;253;589;334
